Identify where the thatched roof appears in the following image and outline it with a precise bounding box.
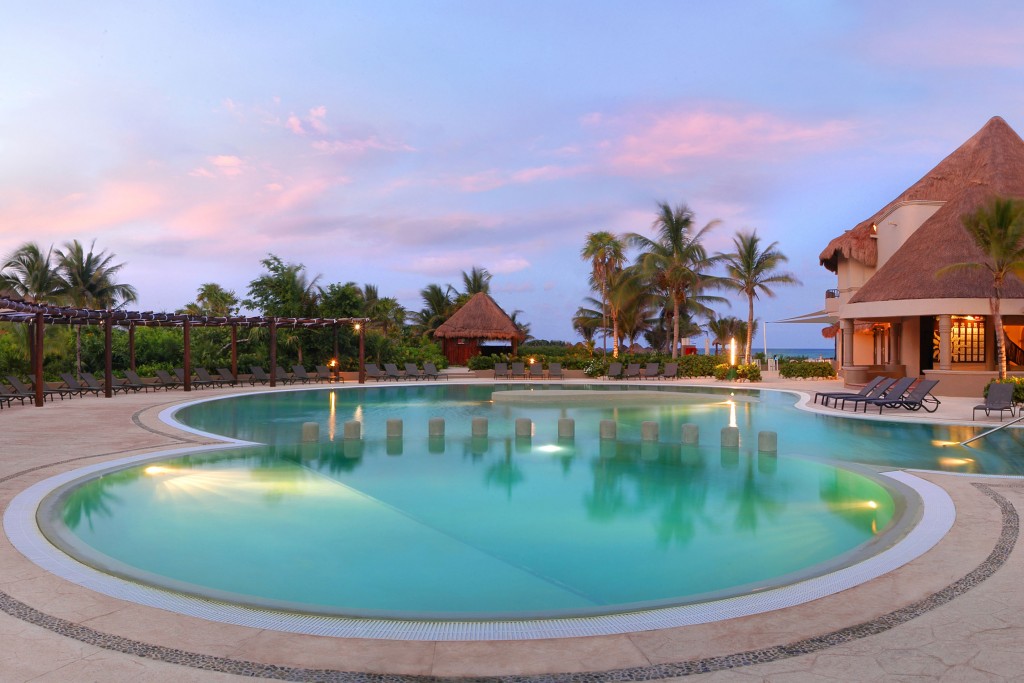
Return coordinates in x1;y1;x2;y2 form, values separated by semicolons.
820;116;1024;274
433;292;523;340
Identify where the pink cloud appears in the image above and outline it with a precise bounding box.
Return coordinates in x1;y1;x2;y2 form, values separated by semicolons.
603;110;853;174
458;164;586;192
286;114;305;135
309;106;328;134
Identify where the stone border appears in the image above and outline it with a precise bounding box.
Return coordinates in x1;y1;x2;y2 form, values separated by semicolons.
0;473;1017;680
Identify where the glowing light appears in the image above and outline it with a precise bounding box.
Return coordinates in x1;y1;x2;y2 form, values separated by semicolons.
931;439;960;448
729;337;736;367
328;391;337;441
866;500;878;509
728;400;737;428
537;444;562;453
354;323;361;331
529;357;536;365
144;466;173;475
939;456;975;467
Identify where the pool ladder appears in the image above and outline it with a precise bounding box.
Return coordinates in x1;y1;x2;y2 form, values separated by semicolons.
957;414;1024;447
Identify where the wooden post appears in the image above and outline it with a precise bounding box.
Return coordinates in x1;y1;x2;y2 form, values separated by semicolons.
129;324;136;373
358;323;365;384
269;320;277;388
34;312;44;407
104;314;113;398
183;320;192;392
230;325;238;379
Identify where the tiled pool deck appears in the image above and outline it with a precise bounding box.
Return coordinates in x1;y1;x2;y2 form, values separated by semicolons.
1;375;1022;681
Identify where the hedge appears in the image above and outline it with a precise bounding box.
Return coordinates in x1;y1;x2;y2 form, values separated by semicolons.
779;360;837;379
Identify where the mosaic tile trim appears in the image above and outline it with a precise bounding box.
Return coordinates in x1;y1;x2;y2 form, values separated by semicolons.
0;481;1017;680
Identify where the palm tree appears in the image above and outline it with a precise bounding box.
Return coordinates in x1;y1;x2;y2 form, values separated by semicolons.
572;305;601;344
937;196;1024;379
1;242;64;301
604;266;644;357
412;283;455;336
181;283;238;317
460;266;492;296
629;202;722;358
722;231;800;364
509;309;532;343
580;231;626;355
708;316;746;356
55;239;138;375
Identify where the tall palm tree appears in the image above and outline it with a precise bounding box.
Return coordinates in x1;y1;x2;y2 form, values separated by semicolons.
460;266;492;296
604;266;643;357
1;242;64;301
580;231;626;355
722;231;800;364
937;196;1024;379
181;283;238;317
54;239;138;375
629;202;722;358
412;283;455;336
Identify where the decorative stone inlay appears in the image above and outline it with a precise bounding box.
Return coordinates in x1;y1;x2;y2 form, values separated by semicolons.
0;474;1017;680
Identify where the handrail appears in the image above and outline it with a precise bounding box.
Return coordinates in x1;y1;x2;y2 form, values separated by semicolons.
959;414;1024;446
1004;333;1024;368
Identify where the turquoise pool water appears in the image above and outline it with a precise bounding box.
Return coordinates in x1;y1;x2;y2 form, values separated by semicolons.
176;383;1023;475
49;435;896;617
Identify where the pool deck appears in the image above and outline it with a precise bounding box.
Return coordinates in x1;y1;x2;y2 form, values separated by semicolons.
1;374;1022;681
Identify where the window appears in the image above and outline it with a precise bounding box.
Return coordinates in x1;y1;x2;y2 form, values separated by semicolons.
932;315;985;363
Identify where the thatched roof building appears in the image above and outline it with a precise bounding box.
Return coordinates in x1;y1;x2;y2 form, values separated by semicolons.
819;116;1024;395
433;292;523;365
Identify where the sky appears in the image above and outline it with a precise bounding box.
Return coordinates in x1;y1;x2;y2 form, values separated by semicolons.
4;1;1024;349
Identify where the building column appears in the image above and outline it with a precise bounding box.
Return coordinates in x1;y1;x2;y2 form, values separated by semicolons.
938;314;952;370
891;322;902;365
841;319;854;366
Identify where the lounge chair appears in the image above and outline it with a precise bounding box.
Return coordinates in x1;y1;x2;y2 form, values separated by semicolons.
315;365;337;383
196;367;232;387
493;362;509;379
60;373;98;397
155;369;184;390
974;383;1016;420
529;363;544;379
217;368;240;386
275;366;296;384
839;377;914;411
606;362;623;380
863;379;941;413
291;365;315;384
404;363;425;380
814;376;886;405
547;362;564;379
175;368;212;389
659;362;678;380
384;363;405;381
424;362;447;380
826;377;895;408
510;362;527;379
364;363;387;381
6;375;62;402
624;363;642;380
123;370;156;392
642;362;660;380
81;371;131;395
249;366;272;385
0;382;31;408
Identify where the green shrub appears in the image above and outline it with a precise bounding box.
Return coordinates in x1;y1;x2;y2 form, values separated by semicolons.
737;363;761;381
678;354;718;377
468;354;496;370
985;377;1024;404
713;363;733;380
779;360;837;379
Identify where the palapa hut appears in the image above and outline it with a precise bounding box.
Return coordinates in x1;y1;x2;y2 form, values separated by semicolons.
433;292;523;365
819;116;1024;396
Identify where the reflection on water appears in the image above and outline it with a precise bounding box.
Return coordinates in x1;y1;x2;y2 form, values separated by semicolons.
173;384;1024;475
57;432;897;615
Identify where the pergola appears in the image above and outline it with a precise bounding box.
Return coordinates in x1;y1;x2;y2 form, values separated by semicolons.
0;296;369;407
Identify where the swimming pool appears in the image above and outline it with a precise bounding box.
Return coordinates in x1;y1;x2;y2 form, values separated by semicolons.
29;383;953;623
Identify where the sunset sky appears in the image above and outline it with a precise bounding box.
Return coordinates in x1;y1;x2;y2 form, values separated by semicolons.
4;2;1024;348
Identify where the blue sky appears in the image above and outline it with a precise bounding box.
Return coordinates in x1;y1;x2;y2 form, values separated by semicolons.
4;2;1024;348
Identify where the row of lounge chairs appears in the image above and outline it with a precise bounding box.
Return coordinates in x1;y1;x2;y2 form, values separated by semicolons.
0;365;344;407
364;362;447;382
814;376;942;413
492;362;564;380
606;362;679;381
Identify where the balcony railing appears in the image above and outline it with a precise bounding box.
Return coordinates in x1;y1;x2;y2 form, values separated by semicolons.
825;288;840;299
